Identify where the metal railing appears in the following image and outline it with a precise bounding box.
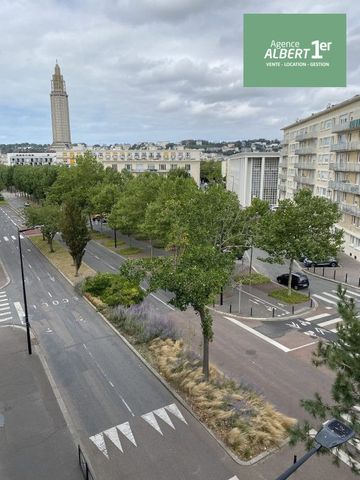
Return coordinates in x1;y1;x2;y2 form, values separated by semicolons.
294;175;315;185
329;180;360;195
294;162;317;170
329;162;360;172
295;130;318;141
330;142;360;152
340;202;360;217
294;147;317;155
78;446;95;480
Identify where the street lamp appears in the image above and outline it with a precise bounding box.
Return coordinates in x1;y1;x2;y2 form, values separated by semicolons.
18;226;40;355
276;419;355;480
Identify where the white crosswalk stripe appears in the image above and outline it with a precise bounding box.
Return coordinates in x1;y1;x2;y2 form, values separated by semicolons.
313;294;337;305
322;291;340;301
318;317;341;327
332;289;360;300
306;313;331;322
3;236;9;242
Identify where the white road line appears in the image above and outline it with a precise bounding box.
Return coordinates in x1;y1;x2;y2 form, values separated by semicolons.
48;292;52;298
312;294;337;305
306;313;331;322
11;235;16;240
330;328;337;332
0;311;11;316
346;289;360;298
14;302;25;325
20;234;24;239
0;317;13;323
3;236;9;242
0;306;10;311
322;291;341;301
318;317;341;327
223;316;290;352
288;341;318;352
28;264;32;269
149;292;175;311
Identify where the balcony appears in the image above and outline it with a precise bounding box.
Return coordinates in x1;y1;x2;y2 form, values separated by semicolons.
294;176;315;185
295;131;318;141
329;162;360;172
330;142;360;152
294;147;317;155
279;173;287;180
294;162;317;170
329;180;360;195
340;202;360;217
332;119;360;133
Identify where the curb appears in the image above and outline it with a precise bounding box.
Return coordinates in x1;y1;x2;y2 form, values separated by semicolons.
28;237;292;467
301;267;360;291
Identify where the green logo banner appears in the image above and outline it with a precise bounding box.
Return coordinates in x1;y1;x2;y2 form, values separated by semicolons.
243;14;346;87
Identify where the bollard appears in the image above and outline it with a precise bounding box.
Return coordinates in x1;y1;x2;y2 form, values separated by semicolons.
292;305;295;315
272;307;275;318
250;307;253;317
229;304;232;313
310;298;313;308
220;287;223;306
213;302;215;308
334;270;336;280
293;455;297;464
313;265;316;273
322;267;325;277
345;273;348;284
358;277;360;287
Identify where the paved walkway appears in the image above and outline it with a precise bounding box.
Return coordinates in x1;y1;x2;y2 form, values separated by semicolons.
0;257;82;480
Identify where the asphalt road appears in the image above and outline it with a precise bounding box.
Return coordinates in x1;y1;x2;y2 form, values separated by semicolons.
0;203;239;480
0;195;357;480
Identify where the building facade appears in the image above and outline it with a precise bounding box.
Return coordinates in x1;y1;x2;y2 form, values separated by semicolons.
93;147;201;185
281;95;360;260
224;153;280;207
50;62;71;149
7;152;58;166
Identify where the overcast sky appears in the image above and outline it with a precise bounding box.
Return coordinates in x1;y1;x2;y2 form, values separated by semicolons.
1;0;359;145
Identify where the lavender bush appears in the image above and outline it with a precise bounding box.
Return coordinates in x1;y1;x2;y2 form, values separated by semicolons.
109;303;179;343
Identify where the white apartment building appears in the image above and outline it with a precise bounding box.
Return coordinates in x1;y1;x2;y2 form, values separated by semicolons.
224;152;280;207
7;152;58;166
94;147;201;185
281;95;360;260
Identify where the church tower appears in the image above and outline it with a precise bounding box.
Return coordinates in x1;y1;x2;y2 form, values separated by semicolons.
50;62;71;149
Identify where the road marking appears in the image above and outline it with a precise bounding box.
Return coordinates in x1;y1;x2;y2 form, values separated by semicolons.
223;316;290;352
20;234;24;239
142;412;163;435
104;426;123;453
89;433;109;459
149;292;175;311
0;306;10;311
238;289;290;314
344;289;360;298
318;317;341;327
48;291;52;298
312;294;337;305
0;311;11;316
322;291;341;301
306;313;330;322
153;407;175;429
227;477;240;480
0;302;9;306
0;317;13;323
325;306;333;310
28;264;32;269
165;404;187;424
11;235;16;241
287;341;318;352
3;236;8;242
14;302;25;325
117;422;137;446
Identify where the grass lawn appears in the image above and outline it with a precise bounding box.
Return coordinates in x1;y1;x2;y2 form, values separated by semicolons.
234;272;271;285
119;246;143;255
268;288;309;304
90;230;125;250
0;200;6;205
29;235;96;284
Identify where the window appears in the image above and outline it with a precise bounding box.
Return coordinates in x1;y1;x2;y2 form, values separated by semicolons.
159;164;166;171
111;164;117;171
170;164;177;170
125;164;131;171
185;164;191;171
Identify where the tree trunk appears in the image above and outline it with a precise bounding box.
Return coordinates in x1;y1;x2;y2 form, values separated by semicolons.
199;308;213;381
288;257;294;295
48;237;54;253
89;214;93;231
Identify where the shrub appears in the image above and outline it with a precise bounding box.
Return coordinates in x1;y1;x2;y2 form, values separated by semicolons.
234;272;271;285
119;247;142;255
268;288;308;304
83;272;144;307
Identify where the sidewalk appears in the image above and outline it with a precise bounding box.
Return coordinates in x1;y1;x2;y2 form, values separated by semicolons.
0;327;82;480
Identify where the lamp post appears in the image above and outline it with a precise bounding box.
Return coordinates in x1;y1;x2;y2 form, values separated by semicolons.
17;227;37;355
276;419;354;480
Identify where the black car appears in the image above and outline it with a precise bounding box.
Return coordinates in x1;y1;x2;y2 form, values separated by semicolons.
303;257;338;268
276;272;309;290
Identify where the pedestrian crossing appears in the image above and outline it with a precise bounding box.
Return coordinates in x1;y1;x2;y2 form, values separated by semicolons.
0;291;13;323
305;312;342;332
313;288;360;307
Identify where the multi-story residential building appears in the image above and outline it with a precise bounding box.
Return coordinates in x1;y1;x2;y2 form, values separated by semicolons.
93;146;201;185
224;152;280;207
7;152;58;166
281;95;360;260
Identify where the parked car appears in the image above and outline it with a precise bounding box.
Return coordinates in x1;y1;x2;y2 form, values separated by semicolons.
276;272;309;290
303;257;338;268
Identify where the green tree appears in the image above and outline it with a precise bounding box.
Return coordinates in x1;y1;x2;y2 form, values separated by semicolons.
60;198;90;276
257;189;343;294
290;285;360;473
200;159;223;184
24;204;61;252
121;245;234;380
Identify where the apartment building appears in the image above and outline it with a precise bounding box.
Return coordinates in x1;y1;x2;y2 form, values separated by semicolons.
281;95;360;260
94;147;201;185
7;152;58;166
224;152;279;207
